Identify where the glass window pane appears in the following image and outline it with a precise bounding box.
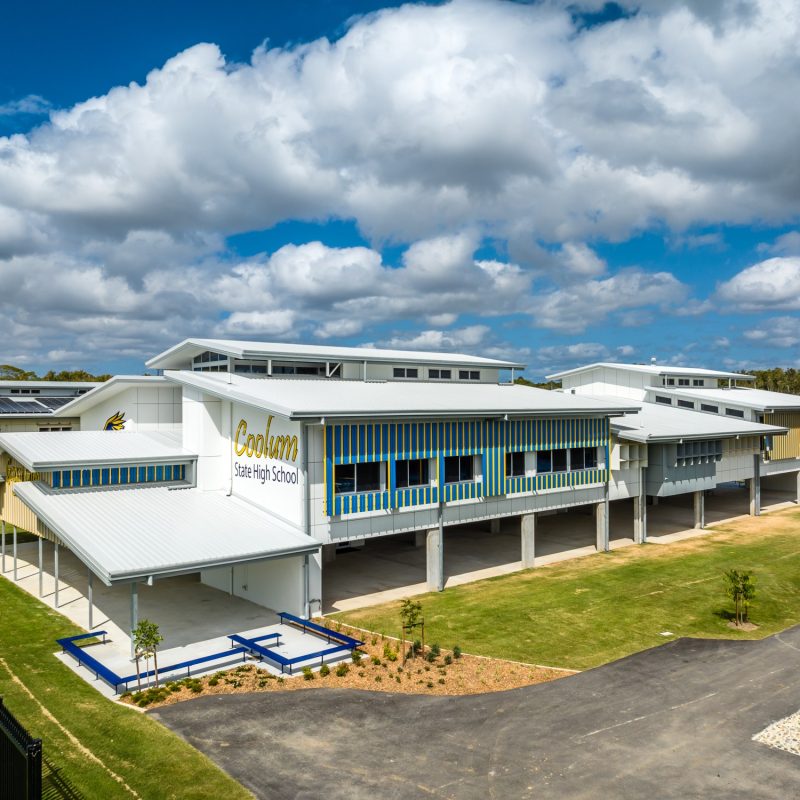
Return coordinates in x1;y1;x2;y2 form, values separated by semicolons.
585;448;597;469
536;451;552;473
336;464;355;494
444;456;460;483
552;449;567;472
570;448;585;470
357;461;381;492
459;456;474;481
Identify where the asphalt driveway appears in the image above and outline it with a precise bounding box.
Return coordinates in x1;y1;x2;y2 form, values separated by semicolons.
151;626;800;799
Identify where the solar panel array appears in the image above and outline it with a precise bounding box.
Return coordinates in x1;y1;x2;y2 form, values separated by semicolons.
34;397;73;410
0;399;48;414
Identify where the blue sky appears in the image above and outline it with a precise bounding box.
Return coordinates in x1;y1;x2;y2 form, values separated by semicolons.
0;0;798;379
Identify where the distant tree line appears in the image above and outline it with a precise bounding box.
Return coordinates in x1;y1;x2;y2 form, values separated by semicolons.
514;376;560;390
744;368;800;394
0;364;112;382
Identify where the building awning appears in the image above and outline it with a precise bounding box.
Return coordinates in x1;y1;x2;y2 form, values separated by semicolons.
0;430;196;471
12;482;319;586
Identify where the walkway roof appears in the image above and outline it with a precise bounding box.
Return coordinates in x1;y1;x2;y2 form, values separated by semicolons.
168;371;638;420
0;431;195;471
147;337;526;370
650;387;800;413
605;398;787;443
13;482;319;585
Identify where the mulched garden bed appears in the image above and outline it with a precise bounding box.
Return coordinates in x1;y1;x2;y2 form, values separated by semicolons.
122;621;574;709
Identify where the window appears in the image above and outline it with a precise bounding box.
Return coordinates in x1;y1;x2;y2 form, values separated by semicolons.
537;449;567;473
335;461;382;494
458;370;480;381
693;379;704;386
570;447;597;470
700;404;718;413
396;458;429;488
725;408;745;418
429;369;452;380
273;362;325;376
665;378;675;386
678;378;690;386
444;455;474;483
393;367;419;379
505;451;526;477
655;396;672;405
677;400;694;409
38;425;72;432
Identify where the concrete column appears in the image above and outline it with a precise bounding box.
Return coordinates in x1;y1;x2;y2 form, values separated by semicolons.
38;537;43;597
489;518;501;534
596;500;610;552
426;528;444;592
54;542;59;608
130;582;139;659
13;525;18;581
521;513;536;568
322;543;338;563
693;490;705;529
633;495;647;544
88;569;94;630
749;454;761;516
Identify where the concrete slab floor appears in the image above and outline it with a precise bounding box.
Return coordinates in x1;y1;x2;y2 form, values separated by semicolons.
0;542;352;695
322;487;798;614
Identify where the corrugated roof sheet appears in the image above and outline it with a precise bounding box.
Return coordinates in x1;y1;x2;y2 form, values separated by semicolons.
52;375;169;417
13;482;318;584
603;397;787;442
548;362;752;380
147;337;526;370
0;430;194;470
168;371;637;419
650;387;800;411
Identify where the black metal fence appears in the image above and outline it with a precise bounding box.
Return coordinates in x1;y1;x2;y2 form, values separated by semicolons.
1;696;42;800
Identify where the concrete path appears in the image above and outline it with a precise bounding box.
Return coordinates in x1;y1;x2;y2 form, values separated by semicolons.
153;625;800;800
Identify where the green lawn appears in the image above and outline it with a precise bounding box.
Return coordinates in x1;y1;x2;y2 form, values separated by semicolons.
0;575;253;799
334;507;800;671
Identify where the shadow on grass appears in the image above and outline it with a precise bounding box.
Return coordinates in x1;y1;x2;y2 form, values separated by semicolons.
42;754;87;800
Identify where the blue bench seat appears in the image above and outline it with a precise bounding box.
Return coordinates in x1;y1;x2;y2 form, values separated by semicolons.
229;633;354;675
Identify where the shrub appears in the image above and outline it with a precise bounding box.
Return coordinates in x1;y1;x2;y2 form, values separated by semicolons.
302;666;314;681
395;676;401;683
277;677;285;684
208;678;219;687
319;663;330;677
426;682;434;688
453;645;462;659
375;675;382;682
425;651;436;663
371;635;378;646
412;639;422;655
371;655;382;666
430;643;440;657
335;662;350;677
438;678;445;685
351;650;363;665
443;654;452;666
386;651;398;662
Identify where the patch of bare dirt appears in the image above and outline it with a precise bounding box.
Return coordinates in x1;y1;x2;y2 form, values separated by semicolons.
727;621;759;631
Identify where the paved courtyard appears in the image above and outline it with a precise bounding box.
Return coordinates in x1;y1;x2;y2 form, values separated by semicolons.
153;624;800;800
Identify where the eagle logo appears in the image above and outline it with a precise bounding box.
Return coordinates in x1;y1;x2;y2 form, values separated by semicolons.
104;411;126;431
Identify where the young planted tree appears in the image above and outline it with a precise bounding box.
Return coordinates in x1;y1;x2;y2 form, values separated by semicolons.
724;570;756;626
133;619;165;687
399;598;423;664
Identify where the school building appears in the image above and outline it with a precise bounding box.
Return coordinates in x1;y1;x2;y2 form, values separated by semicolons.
0;342;795;647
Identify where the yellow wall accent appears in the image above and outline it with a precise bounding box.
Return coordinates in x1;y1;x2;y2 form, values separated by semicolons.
0;454;56;539
763;411;800;461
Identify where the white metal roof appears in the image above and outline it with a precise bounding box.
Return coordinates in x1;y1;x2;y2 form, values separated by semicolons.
147;337;526;370
547;362;752;381
601;397;787;442
0;431;194;471
649;387;800;412
53;375;168;417
167;371;637;420
13;482;318;585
